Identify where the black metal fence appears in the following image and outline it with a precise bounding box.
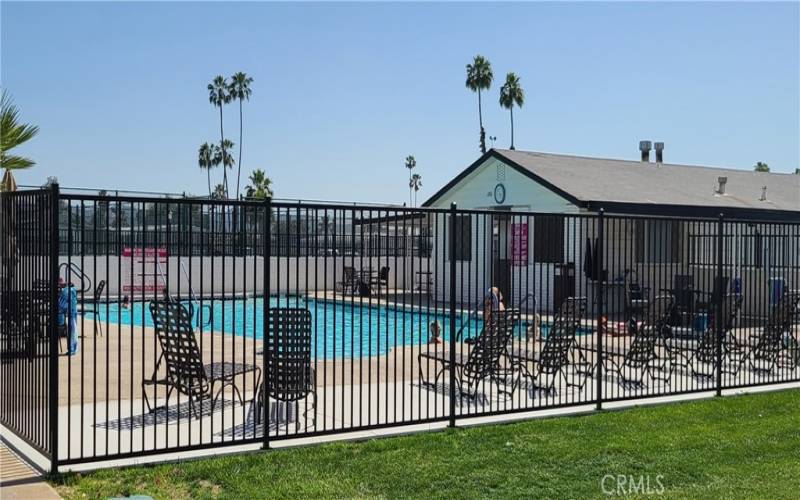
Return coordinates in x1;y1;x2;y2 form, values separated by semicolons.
1;188;58;462
1;185;798;471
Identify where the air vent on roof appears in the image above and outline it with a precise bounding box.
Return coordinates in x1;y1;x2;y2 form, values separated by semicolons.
760;186;768;202
639;141;652;162
654;142;664;163
716;176;727;195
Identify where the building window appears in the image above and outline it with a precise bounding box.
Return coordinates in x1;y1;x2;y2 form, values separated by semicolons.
448;215;472;261
636;219;683;263
533;215;564;263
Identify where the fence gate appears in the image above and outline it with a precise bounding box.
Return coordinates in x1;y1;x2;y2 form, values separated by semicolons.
0;187;58;469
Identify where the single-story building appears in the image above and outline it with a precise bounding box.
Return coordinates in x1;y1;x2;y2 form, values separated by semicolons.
422;148;799;316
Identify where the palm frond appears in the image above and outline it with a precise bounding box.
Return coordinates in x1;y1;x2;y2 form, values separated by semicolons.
0;154;35;170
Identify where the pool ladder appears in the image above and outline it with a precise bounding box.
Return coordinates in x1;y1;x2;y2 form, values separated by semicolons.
155;260;213;330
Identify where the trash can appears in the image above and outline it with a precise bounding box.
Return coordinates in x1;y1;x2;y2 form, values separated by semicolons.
553;263;576;312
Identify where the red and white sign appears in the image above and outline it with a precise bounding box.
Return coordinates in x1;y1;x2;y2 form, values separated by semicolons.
511;223;528;266
122;247;168;294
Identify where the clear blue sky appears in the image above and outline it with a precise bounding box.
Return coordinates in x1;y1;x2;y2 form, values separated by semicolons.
2;1;798;203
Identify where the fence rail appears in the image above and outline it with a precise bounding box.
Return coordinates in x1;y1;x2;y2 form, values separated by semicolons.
1;186;798;471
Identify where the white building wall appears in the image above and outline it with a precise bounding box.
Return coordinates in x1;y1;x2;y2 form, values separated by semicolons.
427;157;584;312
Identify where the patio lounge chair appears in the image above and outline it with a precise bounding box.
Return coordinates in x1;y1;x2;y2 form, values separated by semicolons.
255;308;316;431
507;297;591;396
418;308;520;402
672;293;747;379
749;291;800;375
144;299;262;419
602;294;674;388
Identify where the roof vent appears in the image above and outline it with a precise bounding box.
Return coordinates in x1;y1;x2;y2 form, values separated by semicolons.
760;186;768;201
716;176;727;195
654;142;664;163
639;141;652;162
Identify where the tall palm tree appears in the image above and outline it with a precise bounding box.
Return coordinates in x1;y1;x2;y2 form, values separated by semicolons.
228;72;253;198
244;169;273;200
1;90;39;173
404;155;416;207
499;72;524;150
465;55;493;154
208;76;231;197
410;173;422;207
198;142;216;197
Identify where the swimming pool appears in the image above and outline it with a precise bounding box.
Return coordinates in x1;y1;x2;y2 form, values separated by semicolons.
97;297;589;359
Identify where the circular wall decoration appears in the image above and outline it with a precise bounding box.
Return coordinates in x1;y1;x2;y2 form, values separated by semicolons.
493;183;506;204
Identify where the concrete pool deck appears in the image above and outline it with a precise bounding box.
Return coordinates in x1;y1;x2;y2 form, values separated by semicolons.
3;302;798;472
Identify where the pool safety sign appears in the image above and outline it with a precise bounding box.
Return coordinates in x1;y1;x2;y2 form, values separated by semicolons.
122;247;168;295
511;222;528;266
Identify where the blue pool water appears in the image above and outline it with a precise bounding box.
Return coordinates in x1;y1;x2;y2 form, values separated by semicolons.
97;297;588;359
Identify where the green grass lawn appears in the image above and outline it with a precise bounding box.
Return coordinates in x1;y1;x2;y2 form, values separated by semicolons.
53;390;800;499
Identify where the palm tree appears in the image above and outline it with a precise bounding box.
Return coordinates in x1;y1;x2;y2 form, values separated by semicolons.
228;72;253;198
208;76;232;197
244;169;273;200
212;183;226;200
404;155;416;206
198;142;216;196
217;139;236;185
465;55;493;153
410;173;422;207
754;162;770;173
1;90;39;175
499;72;524;150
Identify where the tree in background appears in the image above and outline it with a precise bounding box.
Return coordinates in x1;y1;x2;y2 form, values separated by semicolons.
1;90;39;186
754;162;770;173
244;169;273;200
410;173;422;207
198;142;217;197
212;183;226;200
208;76;232;197
228;72;253;199
404;155;416;207
794;168;799;175
499;72;524;151
216;139;236;188
465;55;493;154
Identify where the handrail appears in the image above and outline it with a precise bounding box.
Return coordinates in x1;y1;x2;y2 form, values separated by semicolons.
58;262;92;294
179;262;212;329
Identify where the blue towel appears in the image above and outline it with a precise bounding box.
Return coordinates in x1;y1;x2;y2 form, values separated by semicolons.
58;285;79;355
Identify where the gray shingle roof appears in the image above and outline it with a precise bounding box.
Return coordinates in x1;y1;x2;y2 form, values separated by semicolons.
493;149;800;213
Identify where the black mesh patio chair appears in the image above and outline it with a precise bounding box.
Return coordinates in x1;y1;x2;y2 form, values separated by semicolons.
662;275;697;328
337;266;357;295
78;279;105;337
507;297;590;396
370;266;390;289
255;308;316;431
603;294;674;388
749;292;800;375
674;293;747;379
144;299;262;419
418;309;520;402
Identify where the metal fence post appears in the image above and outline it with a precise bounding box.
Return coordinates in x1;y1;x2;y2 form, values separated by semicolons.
262;197;271;449
715;213;724;397
48;183;60;472
595;208;604;411
448;202;457;428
